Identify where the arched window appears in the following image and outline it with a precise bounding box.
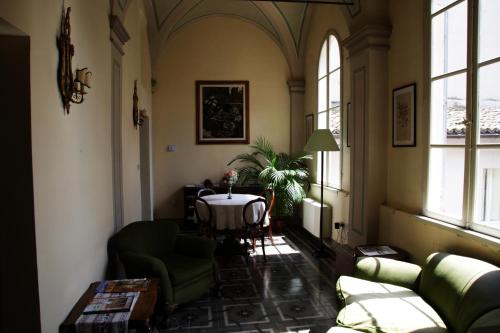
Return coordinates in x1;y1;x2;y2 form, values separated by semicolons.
317;34;342;188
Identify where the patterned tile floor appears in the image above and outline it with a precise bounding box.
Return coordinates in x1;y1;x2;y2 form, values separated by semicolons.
153;232;339;333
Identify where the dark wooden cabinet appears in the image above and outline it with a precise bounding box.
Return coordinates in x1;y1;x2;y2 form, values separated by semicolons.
183;184;263;221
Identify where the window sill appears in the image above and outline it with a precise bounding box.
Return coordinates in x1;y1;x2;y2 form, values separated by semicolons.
415;213;500;249
310;183;350;196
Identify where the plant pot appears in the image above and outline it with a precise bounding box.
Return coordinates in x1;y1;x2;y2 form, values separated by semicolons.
271;218;287;233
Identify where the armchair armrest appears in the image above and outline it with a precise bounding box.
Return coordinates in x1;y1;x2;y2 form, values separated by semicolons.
119;251;174;304
175;235;217;259
354;257;422;291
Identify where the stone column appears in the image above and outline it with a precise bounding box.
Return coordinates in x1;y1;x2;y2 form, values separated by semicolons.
343;25;391;246
288;80;306;155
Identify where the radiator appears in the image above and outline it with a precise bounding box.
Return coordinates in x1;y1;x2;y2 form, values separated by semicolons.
302;198;332;238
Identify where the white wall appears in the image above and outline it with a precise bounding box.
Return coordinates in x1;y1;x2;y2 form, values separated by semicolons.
152;16;291;218
0;1;114;332
0;0;152;331
303;4;351;242
121;0;152;224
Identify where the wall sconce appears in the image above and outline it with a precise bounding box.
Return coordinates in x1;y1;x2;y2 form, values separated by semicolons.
57;7;92;114
132;80;145;128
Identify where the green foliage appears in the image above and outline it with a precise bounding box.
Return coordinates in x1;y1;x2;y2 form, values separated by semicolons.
228;137;312;217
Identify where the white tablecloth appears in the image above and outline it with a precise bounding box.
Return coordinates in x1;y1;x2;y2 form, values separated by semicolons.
195;194;268;230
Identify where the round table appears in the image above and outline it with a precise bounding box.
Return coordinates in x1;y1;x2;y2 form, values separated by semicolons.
196;193;268;230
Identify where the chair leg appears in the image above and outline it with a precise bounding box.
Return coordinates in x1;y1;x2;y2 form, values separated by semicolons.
268;224;274;246
261;232;266;262
252;237;256;252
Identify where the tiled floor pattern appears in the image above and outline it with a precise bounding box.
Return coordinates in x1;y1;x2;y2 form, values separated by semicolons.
157;236;339;333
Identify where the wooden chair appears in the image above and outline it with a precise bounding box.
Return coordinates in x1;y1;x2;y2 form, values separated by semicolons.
197;188;216;197
260;189;275;246
194;196;213;238
242;197;269;264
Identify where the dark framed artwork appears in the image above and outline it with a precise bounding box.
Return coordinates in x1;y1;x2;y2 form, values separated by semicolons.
346;102;352;147
305;114;314;144
393;83;416;147
196;80;249;144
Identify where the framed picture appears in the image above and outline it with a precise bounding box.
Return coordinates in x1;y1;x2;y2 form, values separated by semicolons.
305;114;314;144
392;83;416;147
196;80;249;144
346;102;352;147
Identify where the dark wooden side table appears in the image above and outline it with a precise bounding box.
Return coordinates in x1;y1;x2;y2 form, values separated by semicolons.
59;279;158;333
354;245;408;261
335;244;408;277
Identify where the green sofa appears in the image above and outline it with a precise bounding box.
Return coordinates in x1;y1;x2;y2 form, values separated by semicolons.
330;252;500;333
107;220;218;309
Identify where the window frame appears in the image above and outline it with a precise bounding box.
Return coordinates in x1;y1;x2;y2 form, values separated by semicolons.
316;32;343;190
425;0;500;238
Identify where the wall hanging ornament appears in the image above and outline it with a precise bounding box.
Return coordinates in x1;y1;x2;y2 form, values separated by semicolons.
57;7;92;114
132;80;144;128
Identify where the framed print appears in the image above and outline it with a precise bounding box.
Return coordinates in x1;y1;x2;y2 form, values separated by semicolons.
196;80;249;144
393;83;416;147
305;114;314;144
346;102;352;147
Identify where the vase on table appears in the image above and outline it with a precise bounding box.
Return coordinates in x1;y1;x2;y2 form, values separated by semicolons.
227;183;233;199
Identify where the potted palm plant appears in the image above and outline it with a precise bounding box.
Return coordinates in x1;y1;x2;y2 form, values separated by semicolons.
227;137;311;230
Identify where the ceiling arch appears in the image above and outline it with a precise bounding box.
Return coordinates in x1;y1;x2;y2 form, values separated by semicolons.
144;0;311;76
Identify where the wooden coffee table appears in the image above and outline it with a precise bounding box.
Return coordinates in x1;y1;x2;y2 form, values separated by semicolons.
59;279;158;333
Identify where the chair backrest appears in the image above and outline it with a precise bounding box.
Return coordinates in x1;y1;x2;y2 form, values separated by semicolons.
108;220;179;258
418;252;500;333
260;189;275;218
242;197;268;227
194;196;212;237
197;188;216;197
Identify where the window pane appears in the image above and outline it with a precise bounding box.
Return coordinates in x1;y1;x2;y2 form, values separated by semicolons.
477;62;500;143
473;149;500;229
329;35;340;72
427;147;465;221
318;77;327;112
329;108;341;138
329;70;340;111
431;0;459;14
431;2;467;77
430;73;467;145
318;41;327;79
479;0;500;63
317;111;327;129
327;151;341;188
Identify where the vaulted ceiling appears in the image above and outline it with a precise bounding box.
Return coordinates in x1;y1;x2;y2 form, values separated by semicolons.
140;0;358;76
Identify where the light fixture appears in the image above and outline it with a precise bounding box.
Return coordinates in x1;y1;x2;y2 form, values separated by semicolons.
132;80;145;128
57;7;92;114
304;129;340;258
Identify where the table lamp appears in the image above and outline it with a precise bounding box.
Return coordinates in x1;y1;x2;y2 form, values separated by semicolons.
304;129;339;258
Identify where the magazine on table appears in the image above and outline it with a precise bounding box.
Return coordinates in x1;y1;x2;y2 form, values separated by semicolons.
357;245;398;256
82;292;138;314
96;278;150;293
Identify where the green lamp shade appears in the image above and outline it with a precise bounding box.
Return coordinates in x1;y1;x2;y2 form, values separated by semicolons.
304;129;340;152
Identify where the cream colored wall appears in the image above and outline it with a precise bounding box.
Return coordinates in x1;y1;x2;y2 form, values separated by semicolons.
121;0;152;224
382;0;500;263
303;5;351;242
386;0;425;214
0;1;115;332
152;17;290;218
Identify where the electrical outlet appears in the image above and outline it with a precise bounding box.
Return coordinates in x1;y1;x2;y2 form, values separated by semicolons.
334;222;345;229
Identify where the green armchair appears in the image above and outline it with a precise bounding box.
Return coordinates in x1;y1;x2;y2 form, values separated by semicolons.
107;220;218;309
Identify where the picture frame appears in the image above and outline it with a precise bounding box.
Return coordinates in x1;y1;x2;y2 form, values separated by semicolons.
346;102;352;147
392;83;416;147
305;113;314;144
196;80;249;144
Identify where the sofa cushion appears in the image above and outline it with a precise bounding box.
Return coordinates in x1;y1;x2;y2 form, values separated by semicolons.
419;253;500;333
163;253;214;286
336;276;447;333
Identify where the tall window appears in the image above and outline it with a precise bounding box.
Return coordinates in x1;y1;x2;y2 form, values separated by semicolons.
317;35;342;188
428;0;500;238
